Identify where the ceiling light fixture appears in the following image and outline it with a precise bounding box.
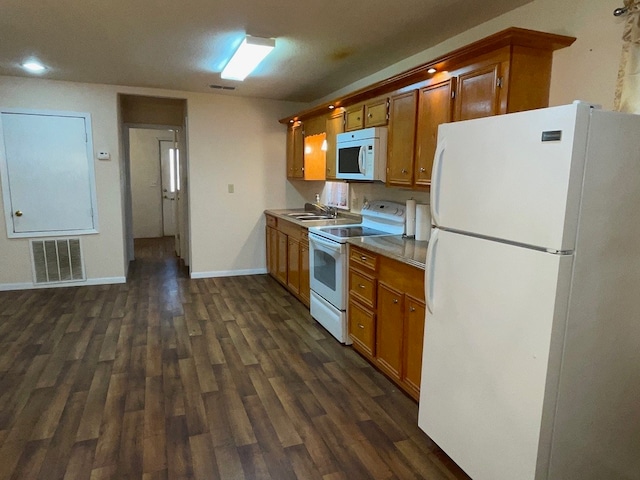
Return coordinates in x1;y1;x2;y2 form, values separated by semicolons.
427;67;437;74
22;61;47;73
221;35;276;81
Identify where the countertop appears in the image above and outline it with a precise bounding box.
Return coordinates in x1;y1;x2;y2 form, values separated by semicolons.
264;208;360;228
265;209;428;268
347;235;428;270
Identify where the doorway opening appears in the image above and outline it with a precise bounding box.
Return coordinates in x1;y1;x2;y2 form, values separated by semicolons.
119;94;189;273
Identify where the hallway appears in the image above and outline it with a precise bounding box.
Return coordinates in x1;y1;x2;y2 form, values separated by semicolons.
0;237;467;479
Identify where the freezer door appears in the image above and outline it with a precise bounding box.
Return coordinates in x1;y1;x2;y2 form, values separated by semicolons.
419;229;573;480
431;103;592;252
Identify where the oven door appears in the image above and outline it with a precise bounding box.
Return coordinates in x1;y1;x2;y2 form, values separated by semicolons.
308;233;347;309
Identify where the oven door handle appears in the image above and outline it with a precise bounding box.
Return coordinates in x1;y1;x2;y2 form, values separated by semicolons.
309;233;342;252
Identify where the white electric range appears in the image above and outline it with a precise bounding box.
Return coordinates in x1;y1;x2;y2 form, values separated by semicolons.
308;200;406;343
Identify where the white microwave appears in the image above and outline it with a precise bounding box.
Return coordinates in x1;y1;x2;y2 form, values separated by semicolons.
336;127;387;181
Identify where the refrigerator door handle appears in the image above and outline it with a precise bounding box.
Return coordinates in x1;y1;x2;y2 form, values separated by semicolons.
431;142;445;227
425;228;439;314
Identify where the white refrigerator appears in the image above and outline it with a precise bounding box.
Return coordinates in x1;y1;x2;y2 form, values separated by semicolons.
418;102;640;480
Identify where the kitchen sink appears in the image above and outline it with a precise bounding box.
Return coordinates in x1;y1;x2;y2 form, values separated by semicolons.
298;215;333;221
286;212;333;220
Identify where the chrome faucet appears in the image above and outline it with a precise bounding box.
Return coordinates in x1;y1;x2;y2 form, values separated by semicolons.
312;202;337;218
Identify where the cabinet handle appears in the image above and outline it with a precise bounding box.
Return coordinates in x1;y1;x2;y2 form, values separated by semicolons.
409;306;416;312
358;284;366;289
401;169;408;174
368;113;372;118
393;298;399;304
420;167;426;173
358;323;365;329
360;255;367;261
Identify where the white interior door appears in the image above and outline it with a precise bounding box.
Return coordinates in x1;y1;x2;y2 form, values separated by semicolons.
0;111;97;236
159;140;176;236
419;228;573;480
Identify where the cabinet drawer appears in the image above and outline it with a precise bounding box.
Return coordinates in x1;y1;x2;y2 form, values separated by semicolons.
266;214;277;228
349;269;376;308
349;299;375;356
350;246;378;272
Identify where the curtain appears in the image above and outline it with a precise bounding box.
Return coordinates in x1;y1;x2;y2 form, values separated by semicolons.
615;0;640;112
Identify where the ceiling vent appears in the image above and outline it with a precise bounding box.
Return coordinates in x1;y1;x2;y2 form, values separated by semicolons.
209;84;237;91
30;238;85;284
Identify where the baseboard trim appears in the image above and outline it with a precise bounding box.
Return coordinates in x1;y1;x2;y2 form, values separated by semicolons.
190;268;267;279
0;276;127;292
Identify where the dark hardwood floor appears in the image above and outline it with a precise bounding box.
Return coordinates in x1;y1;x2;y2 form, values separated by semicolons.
0;237;469;479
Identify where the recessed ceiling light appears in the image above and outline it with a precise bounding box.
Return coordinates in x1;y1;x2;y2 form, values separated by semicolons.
22;61;47;73
427;67;437;74
328;105;335;110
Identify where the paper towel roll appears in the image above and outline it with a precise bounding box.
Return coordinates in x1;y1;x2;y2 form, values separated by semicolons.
415;204;431;241
405;199;417;237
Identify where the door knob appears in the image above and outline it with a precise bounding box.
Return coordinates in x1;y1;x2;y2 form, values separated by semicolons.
14;210;23;217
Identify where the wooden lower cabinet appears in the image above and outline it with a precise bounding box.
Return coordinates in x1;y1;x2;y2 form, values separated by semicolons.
265;214;310;307
299;240;310;306
348;244;426;400
403;296;426;398
276;230;288;285
376;283;404;380
287;237;300;295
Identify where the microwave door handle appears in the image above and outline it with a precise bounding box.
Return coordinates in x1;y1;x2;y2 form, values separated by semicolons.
358;146;366;174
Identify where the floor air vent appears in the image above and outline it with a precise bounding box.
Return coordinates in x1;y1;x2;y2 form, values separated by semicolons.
31;238;85;284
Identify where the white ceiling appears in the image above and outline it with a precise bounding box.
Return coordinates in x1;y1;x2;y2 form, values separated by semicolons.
0;0;533;103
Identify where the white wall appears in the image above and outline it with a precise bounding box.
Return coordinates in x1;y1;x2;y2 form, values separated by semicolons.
130;128;174;238
0;77;126;288
0;76;306;288
314;0;624;112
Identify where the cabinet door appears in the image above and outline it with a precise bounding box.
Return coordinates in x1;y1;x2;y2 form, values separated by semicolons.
287;122;304;178
364;98;388;127
325;111;344;180
303;133;326;180
287;237;300;294
414;79;454;187
387;90;418;187
266;225;278;276
349;298;376;357
376;282;404;380
454;63;501;121
345;105;364;131
403;296;426;398
299;240;310;306
276;231;288;284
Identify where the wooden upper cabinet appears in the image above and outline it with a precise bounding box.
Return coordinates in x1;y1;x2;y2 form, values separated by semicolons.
325;110;344;180
345;105;364;131
303;133;326;180
286;122;304;179
387;90;418;187
454;62;502;121
364;98;389;127
345;98;388;131
414;79;455;187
